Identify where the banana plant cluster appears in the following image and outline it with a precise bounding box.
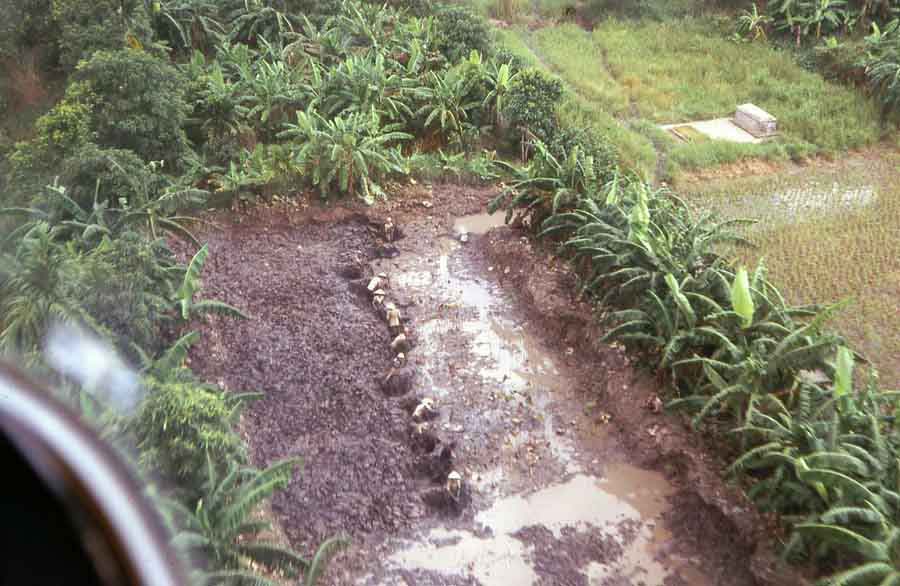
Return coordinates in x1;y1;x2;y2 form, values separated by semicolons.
179;1;523;202
492;142;900;585
763;0;899;40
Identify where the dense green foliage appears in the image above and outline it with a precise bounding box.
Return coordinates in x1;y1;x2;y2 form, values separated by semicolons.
734;0;900;117
135;379;246;492
4;0;896;583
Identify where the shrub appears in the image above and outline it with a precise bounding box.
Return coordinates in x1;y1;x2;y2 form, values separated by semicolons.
59;144;163;210
52;0;153;70
7;81;96;195
504;67;564;144
134;379;245;494
378;0;435;16
0;0;57;60
546;126;618;185
76;232;178;357
284;0;343;27
72;49;192;168
433;5;494;63
279;107;411;203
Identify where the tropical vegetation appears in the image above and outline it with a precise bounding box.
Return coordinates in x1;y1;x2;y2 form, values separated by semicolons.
2;0;899;584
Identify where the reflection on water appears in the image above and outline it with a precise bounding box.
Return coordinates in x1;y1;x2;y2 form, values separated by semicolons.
388;465;709;586
453;212;507;235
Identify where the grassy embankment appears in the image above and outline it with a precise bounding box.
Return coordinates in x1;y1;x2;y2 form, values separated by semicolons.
482;10;884;177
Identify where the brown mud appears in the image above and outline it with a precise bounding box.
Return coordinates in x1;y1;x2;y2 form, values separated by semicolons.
183;184;803;585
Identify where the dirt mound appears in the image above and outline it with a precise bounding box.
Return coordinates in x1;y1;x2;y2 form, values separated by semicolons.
180;212;421;550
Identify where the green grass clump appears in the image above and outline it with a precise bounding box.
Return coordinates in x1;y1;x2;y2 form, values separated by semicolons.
532;24;629;115
493;27;541;67
592;19;883;154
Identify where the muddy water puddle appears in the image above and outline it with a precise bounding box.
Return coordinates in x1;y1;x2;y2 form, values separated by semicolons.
364;227;712;585
387;466;707;586
453;212;506;235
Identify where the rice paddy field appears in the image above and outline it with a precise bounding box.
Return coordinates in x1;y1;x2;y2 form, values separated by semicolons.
682;149;900;388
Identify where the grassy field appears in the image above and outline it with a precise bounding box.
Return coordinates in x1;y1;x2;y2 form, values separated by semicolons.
593;19;884;164
683;149;900;387
483;7;887;175
494;25;659;179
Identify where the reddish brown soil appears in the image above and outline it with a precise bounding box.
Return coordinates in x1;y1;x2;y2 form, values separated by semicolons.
181;207;419;551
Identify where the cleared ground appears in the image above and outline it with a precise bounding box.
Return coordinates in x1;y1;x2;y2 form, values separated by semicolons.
179;186;776;585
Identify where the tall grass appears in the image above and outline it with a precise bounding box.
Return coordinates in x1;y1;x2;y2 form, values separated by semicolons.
497;25;656;178
532;24;629;115
592;19;884;153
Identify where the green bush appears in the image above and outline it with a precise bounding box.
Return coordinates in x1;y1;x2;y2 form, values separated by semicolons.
76;232;178;357
547;126;618;184
59;144;164;210
6;81;97;197
0;0;57;59
52;0;153;70
279;107;411;203
135;379;244;494
504;67;564;142
72;49;192;168
433;5;494;63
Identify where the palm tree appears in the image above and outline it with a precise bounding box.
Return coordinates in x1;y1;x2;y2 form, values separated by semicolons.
0;223;102;355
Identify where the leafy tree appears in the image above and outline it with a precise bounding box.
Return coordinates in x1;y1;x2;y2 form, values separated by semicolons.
0;0;57;59
504;67;564;151
134;378;246;494
6;81;97;196
432;5;493;63
52;0;154;70
59;144;166;211
71;49;192;168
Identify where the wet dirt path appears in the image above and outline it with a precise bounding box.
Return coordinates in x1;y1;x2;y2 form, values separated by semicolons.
349;209;715;586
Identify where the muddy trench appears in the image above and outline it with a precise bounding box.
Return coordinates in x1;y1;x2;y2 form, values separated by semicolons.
184;186;783;586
